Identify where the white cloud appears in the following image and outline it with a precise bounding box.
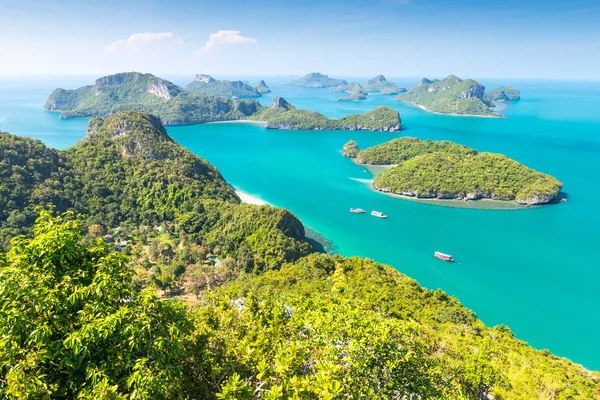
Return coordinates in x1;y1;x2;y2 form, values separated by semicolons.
106;32;183;55
197;30;257;54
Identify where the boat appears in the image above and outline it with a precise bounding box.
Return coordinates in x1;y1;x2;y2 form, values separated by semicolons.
434;251;454;262
350;208;366;213
371;211;387;219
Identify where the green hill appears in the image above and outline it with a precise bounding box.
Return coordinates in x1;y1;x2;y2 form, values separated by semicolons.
250;97;400;131
345;137;562;204
396;75;498;116
185;74;261;98
0;112;312;269
44;72;261;125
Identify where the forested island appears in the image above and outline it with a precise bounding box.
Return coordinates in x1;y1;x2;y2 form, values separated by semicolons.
250;97;400;130
288;72;348;87
0;111;596;398
185;74;262;98
396;75;519;117
344;137;563;205
44;72;261;125
362;74;406;94
337;87;367;101
44;72;399;131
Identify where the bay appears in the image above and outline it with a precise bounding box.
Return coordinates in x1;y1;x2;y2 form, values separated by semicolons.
1;76;599;370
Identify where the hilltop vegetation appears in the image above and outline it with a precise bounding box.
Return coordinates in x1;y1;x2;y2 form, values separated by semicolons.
45;72;260;125
250;97;401;131
396;75;508;117
288;72;348;88
0;112;312;270
0;114;597;398
185;74;261;98
346;137;563;204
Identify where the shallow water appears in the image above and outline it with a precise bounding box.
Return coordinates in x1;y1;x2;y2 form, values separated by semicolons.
1;76;599;370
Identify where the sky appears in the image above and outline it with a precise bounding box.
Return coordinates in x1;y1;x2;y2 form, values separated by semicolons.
0;0;599;79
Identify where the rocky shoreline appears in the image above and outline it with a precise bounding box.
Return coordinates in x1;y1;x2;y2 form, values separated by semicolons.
372;183;557;206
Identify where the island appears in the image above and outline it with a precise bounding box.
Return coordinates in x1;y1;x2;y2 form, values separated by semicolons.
338;87;367;101
363;75;405;94
44;72;261;125
45;72;398;131
395;75;520;117
250;97;400;131
380;86;407;95
185;74;261;98
344;137;563;205
288;72;348;88
254;79;271;93
484;86;521;102
332;82;362;92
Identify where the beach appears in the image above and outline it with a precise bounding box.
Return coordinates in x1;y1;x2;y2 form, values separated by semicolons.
235;189;269;205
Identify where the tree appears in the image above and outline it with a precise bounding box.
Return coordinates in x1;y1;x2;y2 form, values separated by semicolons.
0;211;195;398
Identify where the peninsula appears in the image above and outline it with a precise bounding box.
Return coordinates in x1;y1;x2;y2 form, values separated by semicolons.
395;75;519;117
288;72;348;88
344;137;562;205
185;74;261;98
250;97;400;131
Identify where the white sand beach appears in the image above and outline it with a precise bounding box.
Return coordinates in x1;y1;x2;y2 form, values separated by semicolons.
235;189;269;205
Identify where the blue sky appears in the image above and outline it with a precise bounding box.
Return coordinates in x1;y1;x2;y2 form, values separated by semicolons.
0;0;598;78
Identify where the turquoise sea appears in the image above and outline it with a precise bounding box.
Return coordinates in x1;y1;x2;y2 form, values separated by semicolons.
1;76;599;370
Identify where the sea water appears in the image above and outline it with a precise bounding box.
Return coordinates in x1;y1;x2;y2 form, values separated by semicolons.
1;75;599;370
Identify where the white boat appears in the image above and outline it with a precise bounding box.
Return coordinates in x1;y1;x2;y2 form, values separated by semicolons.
350;208;366;213
434;251;454;262
371;211;387;219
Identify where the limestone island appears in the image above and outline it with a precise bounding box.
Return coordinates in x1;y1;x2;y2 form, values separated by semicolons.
44;72;261;126
338;87;368;101
362;75;406;94
45;73;401;131
395;75;519;117
254;80;271;93
343;137;563;205
250;97;401;131
288;72;348;88
185;74;261;98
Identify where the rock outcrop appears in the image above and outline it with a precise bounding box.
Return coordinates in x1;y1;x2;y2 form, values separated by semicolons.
254;80;271;93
